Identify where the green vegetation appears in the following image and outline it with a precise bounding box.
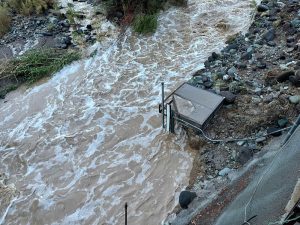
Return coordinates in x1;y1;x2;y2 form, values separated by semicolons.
133;14;158;34
0;6;11;37
103;0;187;34
0;48;80;98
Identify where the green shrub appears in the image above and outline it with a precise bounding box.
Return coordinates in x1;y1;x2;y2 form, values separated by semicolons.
0;6;11;37
12;48;80;84
133;14;158;34
0;48;81;98
8;0;54;15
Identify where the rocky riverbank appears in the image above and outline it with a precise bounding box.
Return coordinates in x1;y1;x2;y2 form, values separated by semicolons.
169;0;300;224
0;0;117;60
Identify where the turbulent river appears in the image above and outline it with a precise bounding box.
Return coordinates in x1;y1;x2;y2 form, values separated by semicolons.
0;0;257;224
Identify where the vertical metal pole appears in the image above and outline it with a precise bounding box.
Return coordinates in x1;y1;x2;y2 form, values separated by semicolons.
166;104;171;132
125;202;127;225
161;82;165;129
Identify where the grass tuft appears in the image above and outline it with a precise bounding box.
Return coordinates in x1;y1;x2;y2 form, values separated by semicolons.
0;48;80;98
133;14;158;34
8;0;54;15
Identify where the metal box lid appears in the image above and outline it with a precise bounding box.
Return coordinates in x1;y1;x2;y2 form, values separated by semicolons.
173;83;224;127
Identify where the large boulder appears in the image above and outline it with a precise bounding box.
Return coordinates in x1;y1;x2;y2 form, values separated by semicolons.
179;191;197;209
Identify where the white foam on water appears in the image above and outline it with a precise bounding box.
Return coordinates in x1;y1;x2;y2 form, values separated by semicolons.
0;0;257;224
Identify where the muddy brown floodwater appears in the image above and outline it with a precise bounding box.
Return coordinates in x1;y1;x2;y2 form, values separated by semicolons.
0;0;257;224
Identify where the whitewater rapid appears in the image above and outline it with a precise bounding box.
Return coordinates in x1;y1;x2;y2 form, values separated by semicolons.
0;0;257;224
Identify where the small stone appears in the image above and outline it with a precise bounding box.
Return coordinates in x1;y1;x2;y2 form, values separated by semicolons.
220;91;236;104
263;29;276;42
257;62;267;69
227;66;237;76
254;87;262;95
287;36;295;43
218;168;231;176
211;52;219;60
203;81;213;88
291;19;300;28
289;71;300;87
256;137;266;143
237;141;245;146
267;41;276;47
241;52;252;60
257;4;269;12
263;94;273;103
235;62;247;69
289;95;300;104
86;24;92;30
223;74;231;81
277;118;288;128
277;70;295;82
236;147;253;164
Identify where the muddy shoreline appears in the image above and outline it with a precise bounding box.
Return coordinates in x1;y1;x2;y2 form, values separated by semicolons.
171;0;300;224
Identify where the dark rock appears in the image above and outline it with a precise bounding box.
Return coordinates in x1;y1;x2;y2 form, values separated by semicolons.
277;70;295;82
211;52;219;60
220;91;236;104
287;36;295;43
289;95;300;104
41;32;53;36
267;41;276;47
235;62;247;69
204;60;210;68
179;191;197;209
59;20;70;28
289;73;300;87
257;61;267;69
263;29;276;42
257;4;269;12
236;146;253;165
291;19;300;28
226;43;238;51
62;36;72;45
86;24;92;30
277;118;288;128
202;75;209;82
267;127;282;137
241;51;252;60
227;66;237;76
203;81;213;88
57;43;67;49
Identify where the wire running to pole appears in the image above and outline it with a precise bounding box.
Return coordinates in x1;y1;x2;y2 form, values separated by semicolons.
174;116;292;144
